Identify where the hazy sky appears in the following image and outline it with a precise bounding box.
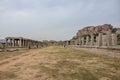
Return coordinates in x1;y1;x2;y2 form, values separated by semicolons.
0;0;120;41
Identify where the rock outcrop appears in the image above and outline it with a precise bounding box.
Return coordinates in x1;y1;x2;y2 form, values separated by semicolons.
76;24;120;37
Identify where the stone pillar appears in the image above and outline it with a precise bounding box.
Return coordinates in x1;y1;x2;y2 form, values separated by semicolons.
25;39;26;47
27;40;29;47
98;33;102;46
26;40;28;47
15;39;17;47
24;40;25;47
6;39;8;48
7;38;9;47
17;39;19;47
19;39;22;47
86;36;89;45
82;37;84;46
96;36;98;46
12;38;14;47
69;41;71;45
78;37;81;45
23;39;25;47
25;40;27;47
112;33;117;46
14;39;16;47
107;30;112;46
91;35;94;46
10;39;12;47
15;39;16;47
102;35;107;46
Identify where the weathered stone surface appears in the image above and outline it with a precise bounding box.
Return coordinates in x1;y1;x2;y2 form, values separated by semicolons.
86;36;89;45
98;33;102;46
91;35;94;46
102;35;107;46
112;34;117;46
76;24;116;37
69;24;120;47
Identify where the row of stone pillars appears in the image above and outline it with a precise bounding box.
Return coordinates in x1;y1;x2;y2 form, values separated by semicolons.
78;35;96;46
79;34;117;46
6;37;41;48
66;31;118;47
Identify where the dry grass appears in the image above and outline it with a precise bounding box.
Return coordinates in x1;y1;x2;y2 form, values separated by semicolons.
0;71;17;80
0;46;120;80
0;61;9;65
0;50;28;61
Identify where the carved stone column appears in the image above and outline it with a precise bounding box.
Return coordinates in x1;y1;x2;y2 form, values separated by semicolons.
98;33;102;46
91;35;94;46
86;36;89;45
112;33;117;46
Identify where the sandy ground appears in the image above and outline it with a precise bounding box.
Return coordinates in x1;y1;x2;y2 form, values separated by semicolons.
0;46;120;80
0;49;40;71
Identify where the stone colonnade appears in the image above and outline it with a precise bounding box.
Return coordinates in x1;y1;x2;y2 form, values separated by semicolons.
66;30;118;47
6;37;42;48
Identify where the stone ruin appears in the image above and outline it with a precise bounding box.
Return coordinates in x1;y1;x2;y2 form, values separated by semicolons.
0;24;120;50
5;37;43;49
0;37;65;50
65;24;120;48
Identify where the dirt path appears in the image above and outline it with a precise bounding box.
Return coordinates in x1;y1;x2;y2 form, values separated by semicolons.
0;49;40;71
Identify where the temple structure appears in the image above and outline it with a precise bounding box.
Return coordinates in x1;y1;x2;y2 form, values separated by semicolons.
65;24;120;47
5;37;42;48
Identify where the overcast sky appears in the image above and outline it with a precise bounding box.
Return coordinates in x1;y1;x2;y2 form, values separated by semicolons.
0;0;120;41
